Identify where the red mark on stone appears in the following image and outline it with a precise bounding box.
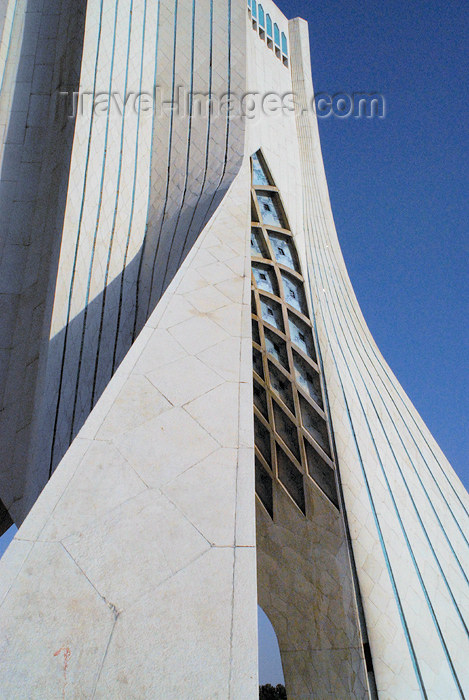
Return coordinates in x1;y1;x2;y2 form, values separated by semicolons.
54;646;71;699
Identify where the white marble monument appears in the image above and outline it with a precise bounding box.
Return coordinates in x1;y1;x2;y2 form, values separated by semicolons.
0;0;467;697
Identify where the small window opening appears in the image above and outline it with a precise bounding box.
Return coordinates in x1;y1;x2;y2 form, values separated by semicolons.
258;4;265;27
274;23;280;47
258;4;265;38
277;445;305;513
281;32;288;57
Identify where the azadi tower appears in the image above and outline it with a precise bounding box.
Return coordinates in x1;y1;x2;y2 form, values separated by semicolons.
0;0;467;697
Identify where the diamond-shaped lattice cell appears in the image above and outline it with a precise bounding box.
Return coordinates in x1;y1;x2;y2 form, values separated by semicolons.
256;456;273;518
293;351;322;408
253;380;269;423
268;361;295;414
251;226;269;258
260;294;284;331
288;312;316;360
252;261;278;295
277;444;305;514
305;440;338;508
254;413;272;465
282;272;308;316
267;231;299;272
300;396;331;457
273;402;300;461
264;327;289;370
252;347;264;380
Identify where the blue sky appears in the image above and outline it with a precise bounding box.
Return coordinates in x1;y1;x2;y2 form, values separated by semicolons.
0;0;467;687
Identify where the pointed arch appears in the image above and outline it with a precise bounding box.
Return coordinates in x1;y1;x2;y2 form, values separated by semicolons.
252;149;371;697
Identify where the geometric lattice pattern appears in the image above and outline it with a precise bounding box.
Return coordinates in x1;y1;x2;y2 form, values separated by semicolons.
251;151;338;518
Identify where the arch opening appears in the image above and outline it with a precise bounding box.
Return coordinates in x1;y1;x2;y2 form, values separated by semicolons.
251;150;371;699
258;606;287;697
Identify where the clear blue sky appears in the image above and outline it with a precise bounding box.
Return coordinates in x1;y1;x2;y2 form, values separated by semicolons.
1;0;467;687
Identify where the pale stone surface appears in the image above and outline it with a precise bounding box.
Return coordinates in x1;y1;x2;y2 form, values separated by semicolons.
146;354;224;407
93;547;236;700
0;537;34;607
162;448;238;546
236;448;257;547
97;374;172;440
185;383;240;448
198;336;245;382
0;541;116;699
0;156;257;698
230;546;260;697
169;314;230;355
132;328;188;376
62;488;211;608
115;406;219;488
38;440;148;542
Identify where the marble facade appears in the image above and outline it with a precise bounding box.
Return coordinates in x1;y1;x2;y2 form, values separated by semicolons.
0;1;467;697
